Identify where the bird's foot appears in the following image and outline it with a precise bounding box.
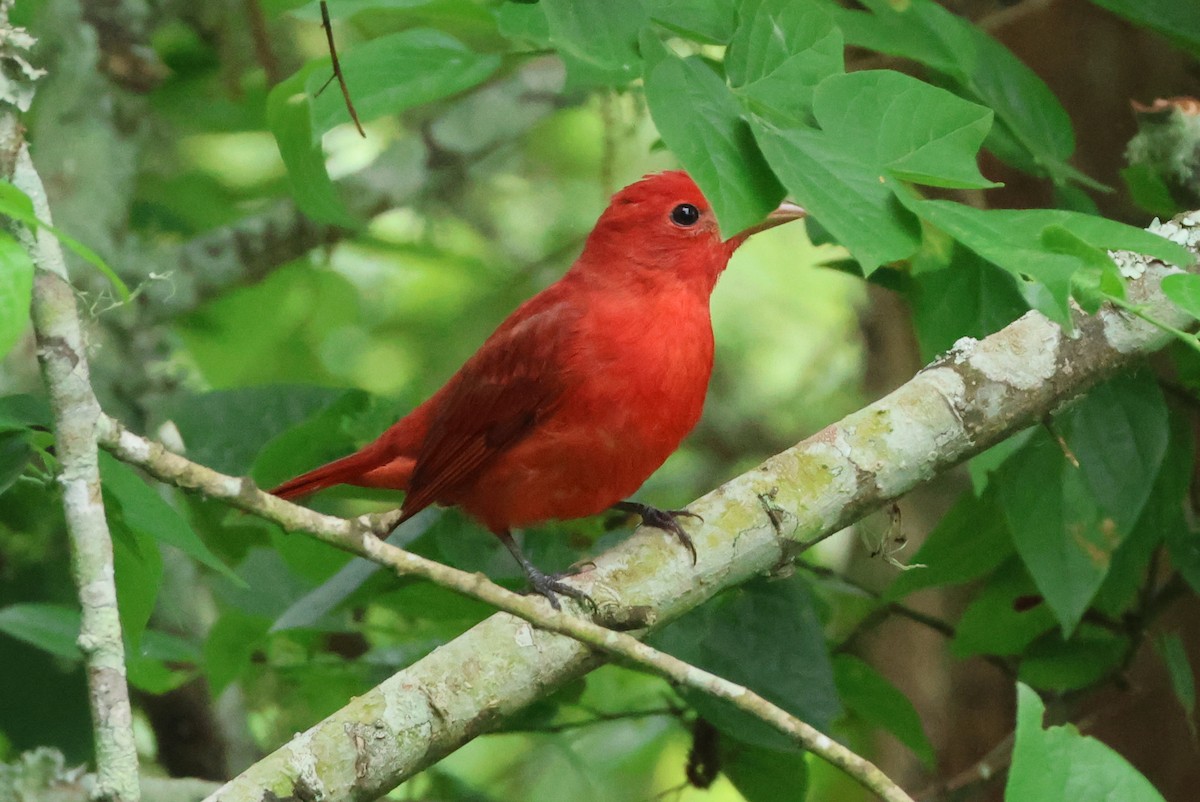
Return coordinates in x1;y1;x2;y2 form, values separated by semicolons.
497;530;594;611
522;566;596;612
611;501;700;565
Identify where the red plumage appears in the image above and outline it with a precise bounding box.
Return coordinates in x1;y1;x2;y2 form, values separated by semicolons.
271;171;804;604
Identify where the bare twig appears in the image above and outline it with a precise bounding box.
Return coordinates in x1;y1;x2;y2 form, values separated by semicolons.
318;0;365;137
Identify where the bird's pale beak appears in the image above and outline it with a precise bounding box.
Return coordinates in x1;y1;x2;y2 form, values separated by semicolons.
732;200;807;240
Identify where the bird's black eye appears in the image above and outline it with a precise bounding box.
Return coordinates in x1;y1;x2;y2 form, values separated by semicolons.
670;203;701;227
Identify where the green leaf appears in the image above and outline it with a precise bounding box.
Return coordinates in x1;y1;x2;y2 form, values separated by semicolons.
0;603;81;660
99;452;242;583
905;201;1195;325
1157;410;1200;596
726;0;842;121
833;654;935;766
722;741;808;802
251;388;372;488
1088;0;1200;58
816;71;997;190
127;629;201;694
1018;630;1125;692
204;610;270;695
0;393;49;432
163;385;345;475
1007;683;1167;802
1121;164;1180;218
0;179;36;221
644;56;784;237
306;29;502;135
825;0;1090;187
1155;633;1198;740
108;513;163;649
0;183;129;301
1162;273;1200;321
647;0;736;44
0;232;33;361
750;71;994;273
1090;404;1184;616
908;246;1028;361
886;486;1013;600
1041;225;1126;313
998;430;1123;636
968;428;1035;495
750;118;920;273
1061;373;1169;535
652;577;840;751
266;70;356;226
0;430;32;495
495;1;551;48
952;558;1056;658
541;0;645;81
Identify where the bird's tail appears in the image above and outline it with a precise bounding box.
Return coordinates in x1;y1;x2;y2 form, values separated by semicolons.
270;446;390;500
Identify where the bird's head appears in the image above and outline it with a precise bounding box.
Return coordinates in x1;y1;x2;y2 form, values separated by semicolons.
577;171;805;292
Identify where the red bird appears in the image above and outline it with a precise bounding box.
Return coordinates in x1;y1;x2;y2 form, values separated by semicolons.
272;171;804;606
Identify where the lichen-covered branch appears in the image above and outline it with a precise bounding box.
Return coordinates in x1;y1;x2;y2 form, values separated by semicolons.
95;214;1200;802
19;151;141;802
1;8;140;801
95;414;912;802
0;748;218;802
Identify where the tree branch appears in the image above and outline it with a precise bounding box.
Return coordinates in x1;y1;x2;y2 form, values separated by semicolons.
93;212;1200;801
19;148;141;802
95;413;912;802
1;8;140;801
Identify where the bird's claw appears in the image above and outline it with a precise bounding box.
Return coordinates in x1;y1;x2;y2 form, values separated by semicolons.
524;569;596;612
613;501;699;565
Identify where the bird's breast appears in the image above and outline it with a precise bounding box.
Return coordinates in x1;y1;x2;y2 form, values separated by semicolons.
455;283;717;530
572;286;714;442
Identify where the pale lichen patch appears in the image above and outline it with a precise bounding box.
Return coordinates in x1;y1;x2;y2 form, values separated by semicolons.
1101;303;1167;354
967;322;1059;390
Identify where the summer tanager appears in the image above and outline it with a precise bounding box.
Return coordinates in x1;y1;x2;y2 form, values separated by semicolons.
272;171;805;606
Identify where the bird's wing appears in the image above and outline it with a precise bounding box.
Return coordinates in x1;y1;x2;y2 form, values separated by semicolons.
399;296;579;522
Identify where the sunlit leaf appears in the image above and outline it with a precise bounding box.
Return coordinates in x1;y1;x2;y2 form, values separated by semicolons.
644;55;784;237
727;0;842;121
306;29;502;134
1007;683;1167;801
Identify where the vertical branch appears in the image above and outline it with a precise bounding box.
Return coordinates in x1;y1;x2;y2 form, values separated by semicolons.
0;6;140;799
17;145;141;802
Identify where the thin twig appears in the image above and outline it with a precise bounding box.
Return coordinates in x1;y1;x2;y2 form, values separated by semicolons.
319;0;365;137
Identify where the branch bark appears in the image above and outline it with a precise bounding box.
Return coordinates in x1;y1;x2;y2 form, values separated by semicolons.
2;8;140;801
93;212;1200;801
18;147;141;802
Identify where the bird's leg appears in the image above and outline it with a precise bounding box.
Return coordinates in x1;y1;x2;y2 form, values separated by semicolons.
611;501;699;565
496;530;594;611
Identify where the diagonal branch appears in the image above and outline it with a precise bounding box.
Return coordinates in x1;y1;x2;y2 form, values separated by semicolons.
94;212;1200;801
95;414;911;802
